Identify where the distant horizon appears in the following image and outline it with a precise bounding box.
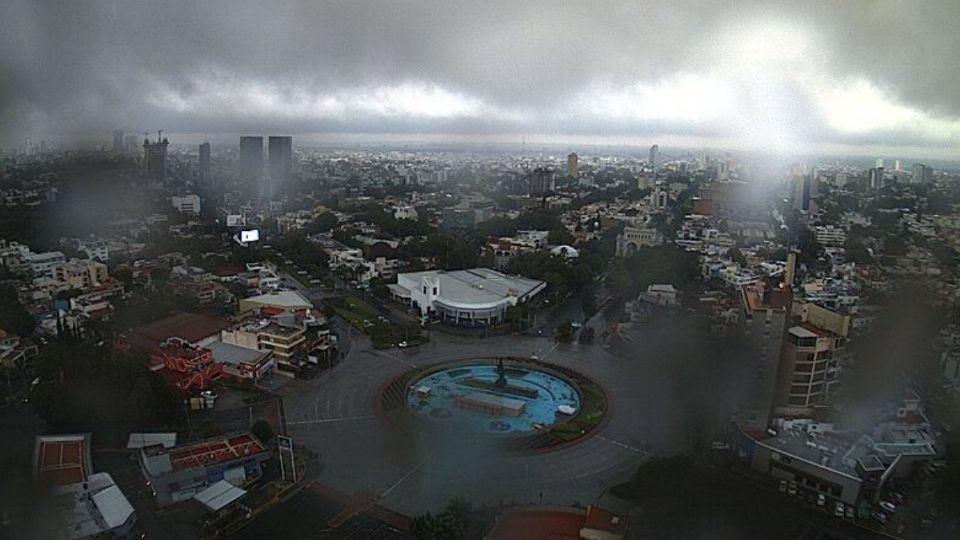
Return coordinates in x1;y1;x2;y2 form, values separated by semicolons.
20;130;960;168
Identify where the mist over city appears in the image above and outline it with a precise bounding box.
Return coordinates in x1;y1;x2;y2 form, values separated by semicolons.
2;2;960;540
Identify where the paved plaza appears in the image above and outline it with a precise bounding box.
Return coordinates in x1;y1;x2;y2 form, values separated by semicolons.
281;327;690;514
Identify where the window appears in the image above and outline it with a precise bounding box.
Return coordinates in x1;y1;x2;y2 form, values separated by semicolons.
423;286;427;294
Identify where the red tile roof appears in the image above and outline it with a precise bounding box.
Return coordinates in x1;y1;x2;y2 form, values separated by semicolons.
35;435;90;486
583;505;626;534
489;510;585;540
128;312;232;345
167;434;266;471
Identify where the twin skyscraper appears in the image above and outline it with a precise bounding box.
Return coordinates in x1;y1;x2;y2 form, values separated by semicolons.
240;135;293;195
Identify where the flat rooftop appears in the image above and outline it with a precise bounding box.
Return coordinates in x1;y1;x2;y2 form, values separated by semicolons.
166;434;266;471
759;429;859;477
488;509;588;540
400;268;544;305
207;340;268;366
35;434;91;486
241;290;312;309
126;312;233;345
54;472;135;539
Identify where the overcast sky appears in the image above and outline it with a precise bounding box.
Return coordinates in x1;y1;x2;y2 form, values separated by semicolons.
2;0;959;157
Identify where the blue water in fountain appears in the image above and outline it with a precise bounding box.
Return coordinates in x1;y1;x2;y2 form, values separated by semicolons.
406;364;581;434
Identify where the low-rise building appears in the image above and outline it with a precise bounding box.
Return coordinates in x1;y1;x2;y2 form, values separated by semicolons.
78;239;110;262
221;318;307;376
392;268;545;326
735;398;940;508
24;250;66;276
34;434;138;539
238;290;312;314
814;225;847;247
171;194;201;215
138;433;270;507
50;259;109;290
615;226;659;256
54;472;138;539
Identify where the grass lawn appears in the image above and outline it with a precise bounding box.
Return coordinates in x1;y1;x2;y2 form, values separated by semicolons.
326;295;381;330
549;382;607;442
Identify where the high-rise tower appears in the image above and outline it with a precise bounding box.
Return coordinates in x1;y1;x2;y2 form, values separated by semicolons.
239;136;264;191
143;131;169;186
199;142;211;187
268;136;293;191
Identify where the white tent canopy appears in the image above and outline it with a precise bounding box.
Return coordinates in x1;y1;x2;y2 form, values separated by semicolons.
126;432;177;449
193;480;247;512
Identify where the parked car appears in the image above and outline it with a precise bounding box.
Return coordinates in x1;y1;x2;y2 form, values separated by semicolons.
779;480;787;493
845;506;855;519
834;502;845;517
788;482;798;496
817;493;826;507
398;341;409;348
872;511;888;524
879;501;897;513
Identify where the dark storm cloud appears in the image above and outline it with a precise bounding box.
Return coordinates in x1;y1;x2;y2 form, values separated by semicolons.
1;0;958;154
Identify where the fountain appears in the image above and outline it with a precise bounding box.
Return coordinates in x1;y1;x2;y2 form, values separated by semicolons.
405;360;580;434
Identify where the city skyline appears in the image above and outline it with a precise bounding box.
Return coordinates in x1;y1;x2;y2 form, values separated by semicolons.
2;1;960;159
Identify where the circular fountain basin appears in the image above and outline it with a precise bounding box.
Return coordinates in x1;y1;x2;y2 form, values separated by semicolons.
405;364;580;434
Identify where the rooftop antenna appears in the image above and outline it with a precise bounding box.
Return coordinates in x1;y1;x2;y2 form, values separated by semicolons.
157;129;163;142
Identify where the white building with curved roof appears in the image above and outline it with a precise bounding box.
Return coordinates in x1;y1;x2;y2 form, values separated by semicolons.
391;268;545;326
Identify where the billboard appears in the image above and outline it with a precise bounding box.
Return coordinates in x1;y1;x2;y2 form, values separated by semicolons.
226;214;245;227
277;435;296;481
240;229;260;243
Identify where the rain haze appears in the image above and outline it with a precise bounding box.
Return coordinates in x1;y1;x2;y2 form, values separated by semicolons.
2;2;960;540
2;1;960;157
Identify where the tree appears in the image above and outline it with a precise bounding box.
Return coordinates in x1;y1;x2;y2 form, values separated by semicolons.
547;227;575;246
31;345;182;444
251;418;275;443
843;237;874;264
149;267;170;283
606;246;699;299
199;419;223;438
727;246;747;266
304;211;339;234
883;234;907;256
581;292;598;319
474;216;517;238
556;320;574;342
0;284;35;336
444;497;472;528
411;511;465;540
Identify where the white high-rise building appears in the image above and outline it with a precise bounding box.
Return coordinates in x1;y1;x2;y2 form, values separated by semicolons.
912;164;933;185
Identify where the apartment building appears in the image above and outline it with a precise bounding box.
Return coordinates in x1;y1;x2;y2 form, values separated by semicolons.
773;303;850;416
221;319;306;375
50;259;108;290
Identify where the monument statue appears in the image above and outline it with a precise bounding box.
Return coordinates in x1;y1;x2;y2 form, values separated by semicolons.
495;358;507;387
